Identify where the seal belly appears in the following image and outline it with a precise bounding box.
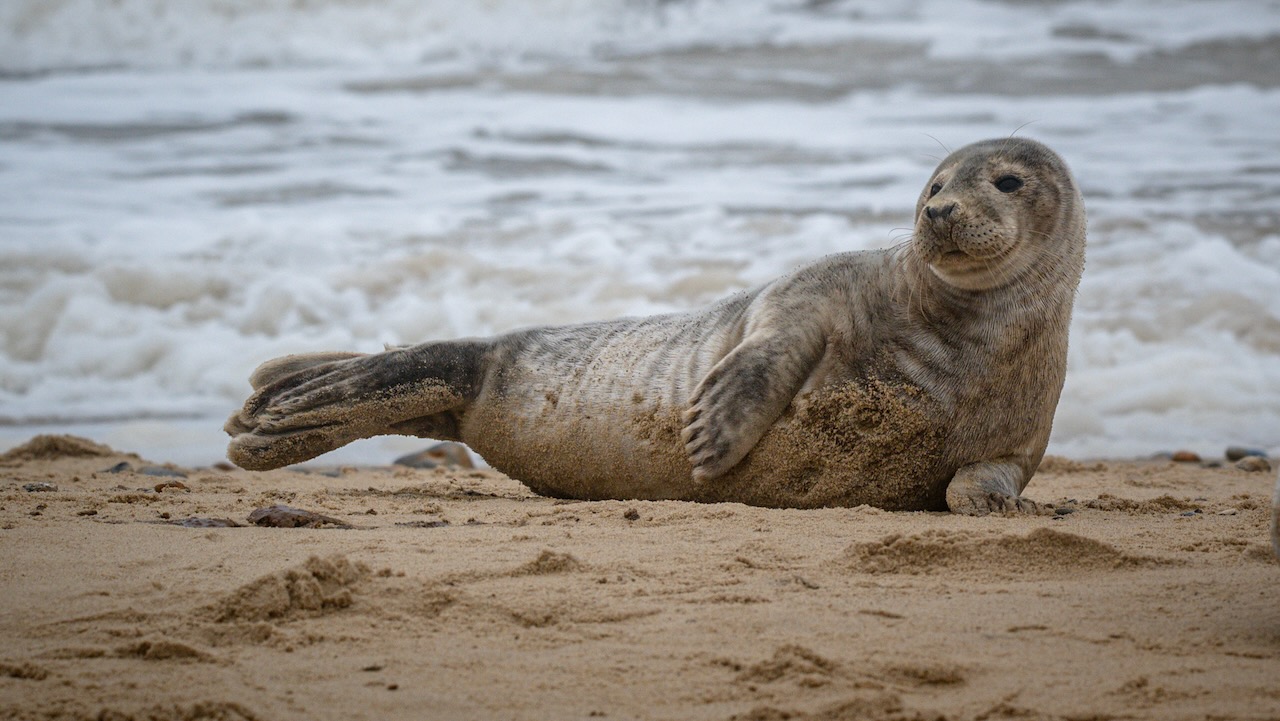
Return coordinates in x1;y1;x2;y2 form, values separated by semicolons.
693;377;952;510
460;307;745;501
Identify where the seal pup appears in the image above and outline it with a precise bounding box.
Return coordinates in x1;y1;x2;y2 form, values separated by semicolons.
225;137;1086;514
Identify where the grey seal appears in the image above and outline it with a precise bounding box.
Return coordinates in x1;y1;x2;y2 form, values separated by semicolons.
224;137;1086;514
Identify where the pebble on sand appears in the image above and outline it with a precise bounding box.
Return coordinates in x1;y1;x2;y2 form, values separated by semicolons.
1225;446;1267;462
1234;456;1271;473
393;442;475;470
1170;450;1201;463
247;504;353;529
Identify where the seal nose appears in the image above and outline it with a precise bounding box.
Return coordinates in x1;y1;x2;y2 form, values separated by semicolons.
925;202;957;221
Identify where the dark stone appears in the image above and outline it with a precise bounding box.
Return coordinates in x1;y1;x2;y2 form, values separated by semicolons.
102;462;132;473
1225;446;1267;461
139;466;187;479
623;508;640;521
395;520;451;528
247;504;352;529
167;517;243;528
22;482;57;492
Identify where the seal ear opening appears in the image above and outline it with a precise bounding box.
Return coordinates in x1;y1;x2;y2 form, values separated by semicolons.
248;351;367;390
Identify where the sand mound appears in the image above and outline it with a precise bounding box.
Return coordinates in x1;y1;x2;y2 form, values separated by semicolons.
1084;494;1200;513
92;702;260;721
730;693;910;721
737;644;839;686
212;555;370;623
513;549;584;575
114;640;213;663
841;527;1154;575
0;434;122;463
1;661;50;680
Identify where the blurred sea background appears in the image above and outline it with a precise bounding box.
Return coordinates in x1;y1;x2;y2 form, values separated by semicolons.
1;0;1278;466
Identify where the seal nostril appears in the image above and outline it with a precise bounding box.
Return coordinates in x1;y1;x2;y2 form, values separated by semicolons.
926;203;957;220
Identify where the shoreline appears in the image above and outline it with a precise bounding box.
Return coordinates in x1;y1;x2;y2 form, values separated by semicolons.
2;434;1277;721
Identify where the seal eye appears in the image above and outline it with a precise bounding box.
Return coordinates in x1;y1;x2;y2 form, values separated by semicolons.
994;175;1024;193
928;183;942;197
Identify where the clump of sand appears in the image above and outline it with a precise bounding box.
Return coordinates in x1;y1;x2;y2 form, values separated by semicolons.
214;555;370;623
0;434;123;464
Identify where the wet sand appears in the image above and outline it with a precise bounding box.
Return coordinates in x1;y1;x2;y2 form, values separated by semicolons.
1;435;1277;721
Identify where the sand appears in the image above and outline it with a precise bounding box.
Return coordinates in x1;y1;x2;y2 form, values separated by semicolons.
1;435;1277;721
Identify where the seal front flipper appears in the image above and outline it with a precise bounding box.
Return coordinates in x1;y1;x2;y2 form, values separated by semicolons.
682;330;823;482
945;461;1049;516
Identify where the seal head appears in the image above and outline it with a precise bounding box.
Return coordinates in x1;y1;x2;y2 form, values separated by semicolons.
914;138;1082;292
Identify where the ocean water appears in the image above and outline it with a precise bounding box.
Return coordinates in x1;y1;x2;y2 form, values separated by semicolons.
1;0;1278;466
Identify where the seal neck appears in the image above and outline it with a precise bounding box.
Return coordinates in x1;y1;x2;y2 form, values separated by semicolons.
893;237;1083;336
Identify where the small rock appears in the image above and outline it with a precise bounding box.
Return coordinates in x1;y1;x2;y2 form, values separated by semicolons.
297;468;344;478
393;442;475;470
139;466;187;479
247;504;352;529
167;517;242;528
394;519;450;528
76;509;98;516
1179;511;1197;517
1170;450;1201;463
154;480;189;493
22;482;57;492
102;462;132;473
1225;446;1267;462
1217;508;1239;516
623;508;640;521
1053;506;1076;515
1235;456;1271;473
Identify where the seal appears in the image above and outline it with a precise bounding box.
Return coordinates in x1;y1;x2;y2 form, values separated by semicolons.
225;137;1086;514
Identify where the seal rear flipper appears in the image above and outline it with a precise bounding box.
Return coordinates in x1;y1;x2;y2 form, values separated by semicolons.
248;351;368;390
225;342;481;470
945;461;1050;516
227;425;359;471
682;331;822;482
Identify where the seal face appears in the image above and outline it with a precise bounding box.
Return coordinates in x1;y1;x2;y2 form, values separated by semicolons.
225;137;1087;514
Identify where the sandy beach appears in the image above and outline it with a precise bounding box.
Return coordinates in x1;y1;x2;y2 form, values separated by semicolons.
1;434;1276;721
